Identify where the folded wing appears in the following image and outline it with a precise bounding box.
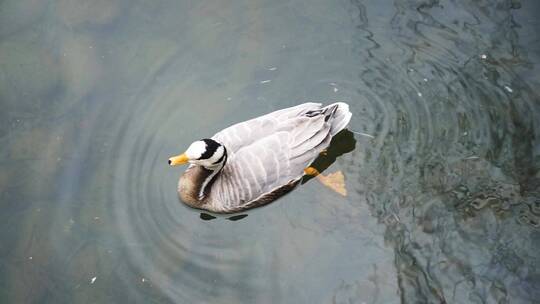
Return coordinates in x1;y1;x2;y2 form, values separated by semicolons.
209;102;351;212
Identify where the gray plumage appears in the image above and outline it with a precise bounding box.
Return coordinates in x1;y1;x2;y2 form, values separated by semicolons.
177;102;352;213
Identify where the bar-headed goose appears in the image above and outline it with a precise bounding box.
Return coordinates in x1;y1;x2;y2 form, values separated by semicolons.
168;102;352;213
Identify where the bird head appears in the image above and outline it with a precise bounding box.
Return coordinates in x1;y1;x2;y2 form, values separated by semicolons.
169;139;226;169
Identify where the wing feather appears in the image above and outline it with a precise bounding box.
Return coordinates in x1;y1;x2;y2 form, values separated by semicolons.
212;103;323;153
208;102;351;212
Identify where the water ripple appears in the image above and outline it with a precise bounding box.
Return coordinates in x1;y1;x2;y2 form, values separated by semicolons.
3;0;538;303
335;1;540;303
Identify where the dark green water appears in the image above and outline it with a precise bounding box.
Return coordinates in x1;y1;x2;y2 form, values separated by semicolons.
1;0;539;303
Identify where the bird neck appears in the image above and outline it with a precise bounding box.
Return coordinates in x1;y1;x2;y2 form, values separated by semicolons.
197;153;227;199
178;149;227;208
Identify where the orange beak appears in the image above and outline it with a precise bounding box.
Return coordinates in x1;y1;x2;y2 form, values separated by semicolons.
168;153;189;166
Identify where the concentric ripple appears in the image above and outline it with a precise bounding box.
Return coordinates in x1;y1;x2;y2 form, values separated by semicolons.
2;0;539;303
107;77;246;303
101;1;540;303
325;1;540;303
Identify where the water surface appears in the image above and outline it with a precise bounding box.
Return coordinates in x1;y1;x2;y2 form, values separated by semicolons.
1;0;539;303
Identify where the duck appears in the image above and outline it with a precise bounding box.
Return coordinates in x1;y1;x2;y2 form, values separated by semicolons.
168;102;352;213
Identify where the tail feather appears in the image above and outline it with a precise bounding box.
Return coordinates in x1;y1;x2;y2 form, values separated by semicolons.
325;102;352;135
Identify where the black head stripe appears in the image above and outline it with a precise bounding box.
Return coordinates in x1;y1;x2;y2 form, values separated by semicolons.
199;138;220;160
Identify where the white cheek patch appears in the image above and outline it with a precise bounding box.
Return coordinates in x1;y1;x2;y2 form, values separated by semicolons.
186;141;206;159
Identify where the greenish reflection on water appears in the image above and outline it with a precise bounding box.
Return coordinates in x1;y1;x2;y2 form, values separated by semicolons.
1;0;539;303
